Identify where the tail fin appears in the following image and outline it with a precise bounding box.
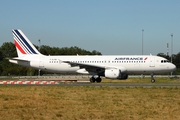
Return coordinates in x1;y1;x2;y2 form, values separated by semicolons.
12;29;42;57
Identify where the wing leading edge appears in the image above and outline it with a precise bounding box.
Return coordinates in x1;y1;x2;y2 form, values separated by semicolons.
63;61;127;74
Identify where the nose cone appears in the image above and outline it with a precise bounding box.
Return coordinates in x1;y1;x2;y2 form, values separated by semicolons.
171;63;176;71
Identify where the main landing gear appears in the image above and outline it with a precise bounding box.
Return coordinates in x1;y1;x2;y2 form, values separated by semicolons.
90;74;156;83
90;76;102;83
151;73;155;83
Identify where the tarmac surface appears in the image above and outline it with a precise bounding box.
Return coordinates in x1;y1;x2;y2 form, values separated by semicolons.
2;82;180;88
58;83;180;88
1;75;180;88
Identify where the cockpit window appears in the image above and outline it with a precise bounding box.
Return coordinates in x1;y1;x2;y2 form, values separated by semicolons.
161;60;170;63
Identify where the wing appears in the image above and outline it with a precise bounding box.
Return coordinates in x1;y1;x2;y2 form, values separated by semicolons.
63;61;126;74
63;61;105;72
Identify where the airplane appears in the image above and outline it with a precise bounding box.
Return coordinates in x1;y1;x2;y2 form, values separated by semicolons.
9;29;176;83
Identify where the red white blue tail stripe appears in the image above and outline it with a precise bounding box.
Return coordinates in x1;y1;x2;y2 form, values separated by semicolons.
12;29;40;56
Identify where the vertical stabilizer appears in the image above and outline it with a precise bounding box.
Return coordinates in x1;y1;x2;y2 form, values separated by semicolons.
12;29;42;57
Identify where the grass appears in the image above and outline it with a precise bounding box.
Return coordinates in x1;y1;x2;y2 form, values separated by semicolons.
0;86;180;120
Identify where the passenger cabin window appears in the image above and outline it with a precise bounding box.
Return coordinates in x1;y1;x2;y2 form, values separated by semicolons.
161;60;169;63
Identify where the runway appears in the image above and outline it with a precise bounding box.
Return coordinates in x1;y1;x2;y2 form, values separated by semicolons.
2;82;180;88
54;83;180;88
1;76;180;88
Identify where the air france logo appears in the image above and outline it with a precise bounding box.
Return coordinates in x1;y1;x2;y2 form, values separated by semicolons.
144;57;148;60
115;57;148;61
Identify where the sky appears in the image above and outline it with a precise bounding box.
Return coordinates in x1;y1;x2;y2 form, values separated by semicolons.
0;0;180;55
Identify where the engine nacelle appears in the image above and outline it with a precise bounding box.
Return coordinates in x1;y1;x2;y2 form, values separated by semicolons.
104;69;128;80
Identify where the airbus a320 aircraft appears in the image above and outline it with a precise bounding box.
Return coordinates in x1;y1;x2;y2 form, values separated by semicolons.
9;29;176;83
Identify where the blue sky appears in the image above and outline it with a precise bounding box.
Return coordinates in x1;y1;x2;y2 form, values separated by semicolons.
0;0;179;55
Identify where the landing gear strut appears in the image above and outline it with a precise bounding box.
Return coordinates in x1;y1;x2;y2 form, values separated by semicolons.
151;73;155;83
90;76;102;83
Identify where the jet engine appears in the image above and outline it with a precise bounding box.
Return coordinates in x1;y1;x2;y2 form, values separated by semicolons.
104;69;128;80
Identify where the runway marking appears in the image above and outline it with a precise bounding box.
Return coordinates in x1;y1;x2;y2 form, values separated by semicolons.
0;80;78;85
1;81;180;88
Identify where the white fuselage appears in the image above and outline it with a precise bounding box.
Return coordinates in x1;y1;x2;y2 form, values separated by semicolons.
10;55;176;75
10;29;177;82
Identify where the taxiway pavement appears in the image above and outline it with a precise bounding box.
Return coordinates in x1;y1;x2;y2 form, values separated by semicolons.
2;82;180;88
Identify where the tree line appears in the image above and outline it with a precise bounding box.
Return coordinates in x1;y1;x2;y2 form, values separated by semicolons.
0;42;101;76
0;42;179;76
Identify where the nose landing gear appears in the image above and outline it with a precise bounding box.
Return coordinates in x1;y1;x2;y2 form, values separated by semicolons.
151;73;155;83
